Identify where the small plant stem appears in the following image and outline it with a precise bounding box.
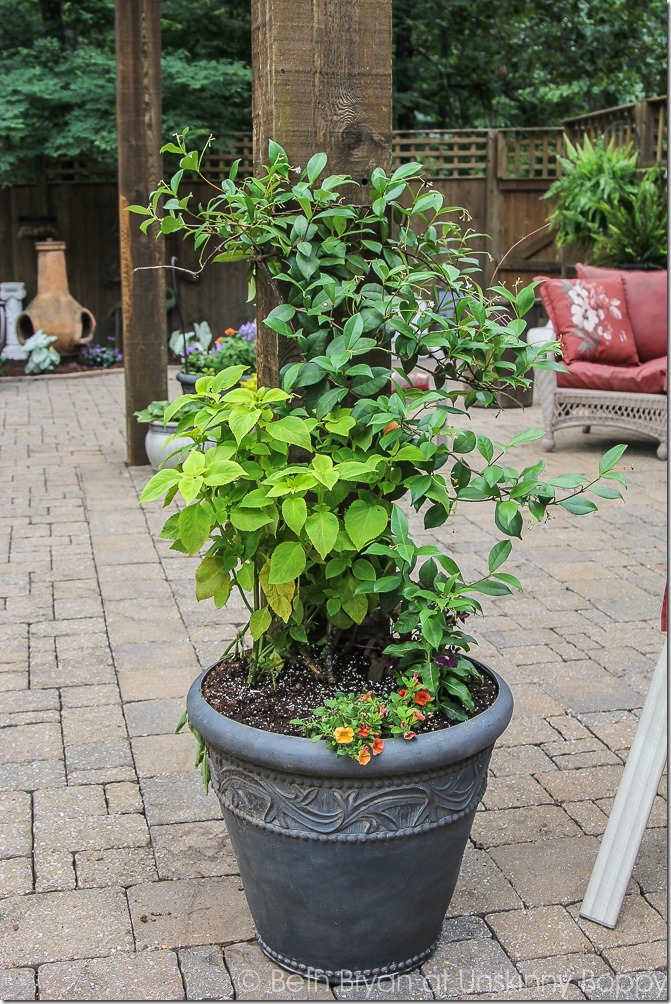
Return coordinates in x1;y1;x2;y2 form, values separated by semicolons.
323;624;337;686
252;563;262;683
233;576;254;614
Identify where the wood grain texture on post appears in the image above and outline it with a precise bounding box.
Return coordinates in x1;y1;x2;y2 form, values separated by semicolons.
252;0;392;388
115;0;167;465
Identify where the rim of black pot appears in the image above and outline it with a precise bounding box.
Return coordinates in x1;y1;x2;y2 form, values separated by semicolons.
186;658;513;778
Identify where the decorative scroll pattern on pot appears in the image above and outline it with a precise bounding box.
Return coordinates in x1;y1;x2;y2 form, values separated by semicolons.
207;747;493;840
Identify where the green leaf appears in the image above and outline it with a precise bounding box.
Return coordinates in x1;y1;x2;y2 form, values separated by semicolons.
495;501;523;538
305;511;340;559
239;489;274;508
249;606;272;641
259;560;294;621
182;450;206;477
139;469;181;503
229;508;274;531
453;430;476;454
352;558;376;581
268;541;306;584
419;609;443;648
282;496;307;535
266;417;313;451
268;139;288;164
493;571;523;591
546;473;588;489
470;580;512;596
589;485;623;499
421;662;441;693
476;435;494;463
264;303;296;331
178;504;211;554
179;474;203;505
311;455;339;489
326;556;348;579
344;500;389;549
507;429;545;448
488;539;512;573
195;555;229;601
315;387;347;420
306;152;328;183
160;216;184;235
229;406;261;444
391;503;409;543
598;443;627;475
559;496;598;515
202;460;246;487
342;592;368;624
212;365;247;392
372;573;402;593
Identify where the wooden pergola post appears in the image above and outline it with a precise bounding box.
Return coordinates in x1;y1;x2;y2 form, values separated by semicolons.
115;0;167;465
251;0;392;387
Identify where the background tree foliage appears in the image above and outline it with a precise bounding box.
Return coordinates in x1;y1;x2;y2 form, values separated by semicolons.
393;0;667;129
0;0;251;184
0;0;665;184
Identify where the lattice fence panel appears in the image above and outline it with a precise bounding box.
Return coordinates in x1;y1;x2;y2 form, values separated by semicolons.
197;135;255;182
499;129;565;179
392;130;489;177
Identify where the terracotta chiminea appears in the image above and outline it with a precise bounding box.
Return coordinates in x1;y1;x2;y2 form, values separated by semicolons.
17;241;95;357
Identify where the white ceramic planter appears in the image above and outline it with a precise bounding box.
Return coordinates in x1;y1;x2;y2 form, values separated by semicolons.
144;421;193;471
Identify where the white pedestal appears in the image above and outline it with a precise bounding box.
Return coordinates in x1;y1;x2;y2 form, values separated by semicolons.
0;282;27;360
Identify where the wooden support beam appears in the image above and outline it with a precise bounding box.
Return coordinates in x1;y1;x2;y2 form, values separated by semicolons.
115;0;167;465
251;0;392;387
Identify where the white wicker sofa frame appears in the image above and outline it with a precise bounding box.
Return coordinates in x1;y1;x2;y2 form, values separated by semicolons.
528;322;668;461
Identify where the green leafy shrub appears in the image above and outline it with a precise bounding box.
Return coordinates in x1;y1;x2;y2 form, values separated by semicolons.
132;135;626;760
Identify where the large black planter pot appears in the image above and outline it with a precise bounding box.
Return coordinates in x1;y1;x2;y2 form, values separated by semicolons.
187;659;513;983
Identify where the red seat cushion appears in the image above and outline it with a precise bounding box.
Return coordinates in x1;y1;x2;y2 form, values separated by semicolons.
575;264;668;363
557;357;667;394
536;275;639;366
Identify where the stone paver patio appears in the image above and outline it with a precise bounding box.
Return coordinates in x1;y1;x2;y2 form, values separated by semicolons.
0;368;666;1001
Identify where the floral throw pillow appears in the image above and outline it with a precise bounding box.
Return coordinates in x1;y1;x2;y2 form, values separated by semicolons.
535;276;640;367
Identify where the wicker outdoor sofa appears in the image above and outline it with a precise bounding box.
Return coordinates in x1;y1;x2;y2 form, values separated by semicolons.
529;265;668;461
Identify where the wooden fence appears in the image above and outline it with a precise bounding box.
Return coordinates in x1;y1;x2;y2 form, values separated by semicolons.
1;97;665;348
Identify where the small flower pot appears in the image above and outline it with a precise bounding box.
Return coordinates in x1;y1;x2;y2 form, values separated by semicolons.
187;659;513;983
144;421;193;472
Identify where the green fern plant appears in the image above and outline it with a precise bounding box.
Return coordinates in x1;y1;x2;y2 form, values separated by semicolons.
543;134;639;253
595;165;668;268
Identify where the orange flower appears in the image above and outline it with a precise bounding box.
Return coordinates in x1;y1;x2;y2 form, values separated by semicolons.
334;726;354;744
415;690;431;706
224;327;236;336
357;746;371;765
372;737;384;755
358;724;371;738
398;689;407;698
403;731;417;740
362;691;373;702
413;710;426;722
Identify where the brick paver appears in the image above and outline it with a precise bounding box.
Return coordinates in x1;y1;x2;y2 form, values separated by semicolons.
0;369;666;999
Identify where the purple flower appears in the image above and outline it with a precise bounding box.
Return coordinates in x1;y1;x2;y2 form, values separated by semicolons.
238;321;257;342
434;654;458;668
